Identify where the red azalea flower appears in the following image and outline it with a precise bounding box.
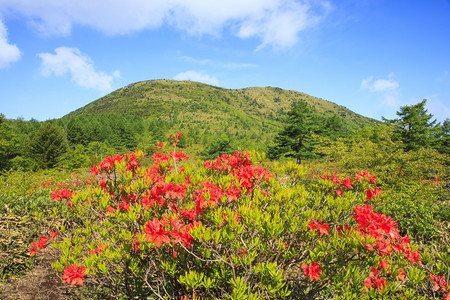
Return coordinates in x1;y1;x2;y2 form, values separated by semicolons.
363;276;372;290
372;276;387;293
29;243;40;256
301;262;321;281
396;268;406;281
341;177;353;189
378;259;390;270
51;189;73;201
29;236;50;256
308;218;330;236
429;273;449;292
330;173;340;184
406;249;421;266
88;242;104;255
144;218;171;248
63;264;87;286
48;229;58;240
365;188;375;200
369;266;379;277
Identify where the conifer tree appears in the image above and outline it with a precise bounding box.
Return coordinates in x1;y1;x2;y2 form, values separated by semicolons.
383;99;439;151
268;101;321;164
30;122;67;168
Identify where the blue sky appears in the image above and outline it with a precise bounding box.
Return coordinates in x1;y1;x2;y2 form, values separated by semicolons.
0;0;449;122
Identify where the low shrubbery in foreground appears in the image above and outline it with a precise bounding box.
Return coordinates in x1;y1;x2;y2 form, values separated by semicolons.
26;134;449;299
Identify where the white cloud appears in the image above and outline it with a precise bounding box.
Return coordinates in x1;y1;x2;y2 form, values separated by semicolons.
0;0;331;49
361;74;401;108
361;75;399;92
0;19;21;68
37;47;120;91
174;70;219;86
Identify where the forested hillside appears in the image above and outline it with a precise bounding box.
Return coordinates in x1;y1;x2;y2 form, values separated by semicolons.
1;80;380;170
67;80;377;131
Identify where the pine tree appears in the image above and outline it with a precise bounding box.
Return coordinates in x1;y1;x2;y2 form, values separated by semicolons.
30;122;67;168
268;101;321;164
383;99;439;151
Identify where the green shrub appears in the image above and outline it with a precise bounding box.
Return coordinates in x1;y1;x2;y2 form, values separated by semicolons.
28;135;449;299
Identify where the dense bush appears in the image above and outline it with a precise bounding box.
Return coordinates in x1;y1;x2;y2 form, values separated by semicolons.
0;169;75;280
28;134;449;299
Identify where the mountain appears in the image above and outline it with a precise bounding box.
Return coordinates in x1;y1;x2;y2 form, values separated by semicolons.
65;79;379;152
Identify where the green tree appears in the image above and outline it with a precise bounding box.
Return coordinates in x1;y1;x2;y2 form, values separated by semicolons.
267;101;321;164
59;144;90;170
66;118;88;146
29;122;67;168
383;99;439;151
321;114;346;139
435;118;449;155
200;134;234;160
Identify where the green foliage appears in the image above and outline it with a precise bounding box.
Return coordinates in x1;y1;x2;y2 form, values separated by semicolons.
0;169;73;281
268;102;349;163
29;122;67;169
0;81;378;170
24;137;448;299
59;144;90;170
200;134;235;159
268;101;321;163
61;113;144;151
318;125;449;247
65;80;378;153
383;99;442;152
435;118;450;155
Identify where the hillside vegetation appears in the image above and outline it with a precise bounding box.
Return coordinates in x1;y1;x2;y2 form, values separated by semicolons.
68;80;376;128
65;80;378;152
1;83;449;299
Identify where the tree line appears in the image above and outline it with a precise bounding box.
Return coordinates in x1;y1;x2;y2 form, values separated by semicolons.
268;99;449;164
1;99;448;171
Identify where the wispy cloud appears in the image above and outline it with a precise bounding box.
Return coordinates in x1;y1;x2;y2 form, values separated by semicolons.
37;47;120;91
0;0;331;49
361;74;401;107
174;70;219;86
0;19;21;68
360;75;399;92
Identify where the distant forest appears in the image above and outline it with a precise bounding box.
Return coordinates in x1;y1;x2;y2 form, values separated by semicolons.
0;99;448;171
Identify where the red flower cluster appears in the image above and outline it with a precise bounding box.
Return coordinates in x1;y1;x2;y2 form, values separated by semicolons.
364;260;407;294
152;152;172;164
88;242;104;255
204;151;253;173
355;171;377;184
429;273;449;292
91;150;146;176
321;171;382;199
143;216;199;249
51;189;73;201
352;204;421;265
29;236;50;256
63;264;87;286
308;218;330;236
364;274;387;293
365;187;383;201
301;262;322;281
204;151;271;194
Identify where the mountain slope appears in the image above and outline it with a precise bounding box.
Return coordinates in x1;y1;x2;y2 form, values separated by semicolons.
65;79;379;151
